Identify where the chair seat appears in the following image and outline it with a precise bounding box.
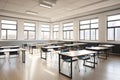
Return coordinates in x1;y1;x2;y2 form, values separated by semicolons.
78;56;90;60
63;58;78;62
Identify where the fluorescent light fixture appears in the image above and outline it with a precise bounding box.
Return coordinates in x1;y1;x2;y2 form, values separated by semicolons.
39;0;57;8
40;3;52;8
26;11;38;15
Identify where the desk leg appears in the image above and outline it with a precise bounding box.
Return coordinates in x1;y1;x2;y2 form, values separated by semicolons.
41;52;47;60
22;50;25;63
59;54;72;79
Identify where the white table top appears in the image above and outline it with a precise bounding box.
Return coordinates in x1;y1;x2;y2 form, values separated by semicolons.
99;44;114;48
0;48;26;53
59;49;97;57
42;45;64;49
64;43;86;47
0;46;19;49
86;46;109;51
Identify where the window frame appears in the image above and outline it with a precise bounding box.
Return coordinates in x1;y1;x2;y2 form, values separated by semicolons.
107;14;120;41
63;22;73;40
24;22;36;40
79;18;99;41
1;19;17;40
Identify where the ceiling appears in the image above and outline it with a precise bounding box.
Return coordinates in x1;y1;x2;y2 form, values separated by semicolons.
0;0;120;22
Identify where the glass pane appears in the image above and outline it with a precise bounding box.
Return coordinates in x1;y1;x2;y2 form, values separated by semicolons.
108;15;120;21
115;28;120;41
108;29;114;40
1;20;17;24
63;32;66;39
53;32;57;39
2;24;16;29
7;30;16;39
24;23;35;26
63;23;73;26
24;31;28;40
67;31;69;39
63;26;73;30
85;30;90;40
44;32;49;40
91;24;98;28
41;32;44;39
54;25;59;32
80;30;84;40
108;21;120;27
24;26;35;30
29;31;35;40
91;19;98;23
96;29;99;40
70;31;73;40
1;30;6;39
80;25;89;29
91;30;95;40
80;20;90;25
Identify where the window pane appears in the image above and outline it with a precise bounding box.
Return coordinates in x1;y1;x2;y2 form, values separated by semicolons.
24;26;35;30
85;30;90;40
44;32;49;40
24;31;27;40
29;31;35;40
1;20;17;24
2;24;16;29
108;21;120;27
80;25;89;29
80;20;90;24
80;30;84;39
7;30;16;39
70;31;73;40
91;29;95;40
108;15;120;21
67;31;69;39
1;30;6;39
63;23;73;26
115;28;120;41
24;23;35;26
91;24;98;28
63;32;66;39
91;19;98;23
108;29;114;40
96;29;98;40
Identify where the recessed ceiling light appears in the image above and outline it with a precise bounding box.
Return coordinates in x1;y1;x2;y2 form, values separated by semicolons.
26;11;38;15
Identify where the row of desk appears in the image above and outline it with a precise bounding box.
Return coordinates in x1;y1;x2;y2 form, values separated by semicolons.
0;46;26;63
41;43;114;79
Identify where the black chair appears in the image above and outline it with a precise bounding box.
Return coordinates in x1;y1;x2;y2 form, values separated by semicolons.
9;47;20;56
41;47;51;60
0;48;5;59
61;49;78;75
77;55;91;72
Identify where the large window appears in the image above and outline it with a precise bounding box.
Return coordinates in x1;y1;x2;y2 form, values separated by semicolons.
24;22;36;40
63;22;73;40
53;25;59;40
107;14;120;41
41;24;50;40
79;18;99;40
1;20;17;40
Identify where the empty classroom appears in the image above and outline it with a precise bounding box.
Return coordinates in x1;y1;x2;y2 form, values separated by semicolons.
0;0;120;80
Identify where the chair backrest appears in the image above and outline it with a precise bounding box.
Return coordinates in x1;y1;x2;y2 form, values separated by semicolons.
0;48;4;55
61;49;70;60
9;47;19;55
41;48;48;52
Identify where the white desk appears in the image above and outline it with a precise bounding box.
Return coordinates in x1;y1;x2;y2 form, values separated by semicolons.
41;45;64;60
59;50;97;79
0;46;19;49
0;48;26;63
